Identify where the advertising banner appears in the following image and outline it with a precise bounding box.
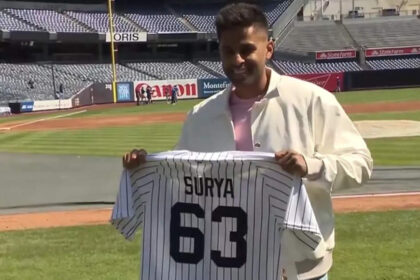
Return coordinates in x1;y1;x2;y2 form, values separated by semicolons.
197;78;230;98
32;99;72;111
106;32;147;43
315;50;357;60
116;82;134;102
290;72;344;92
91;83;113;104
0;106;11;115
134;79;198;101
20;101;34;112
365;46;420;57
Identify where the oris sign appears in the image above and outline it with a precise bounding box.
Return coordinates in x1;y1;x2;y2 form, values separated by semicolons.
134;79;198;100
106;32;147;43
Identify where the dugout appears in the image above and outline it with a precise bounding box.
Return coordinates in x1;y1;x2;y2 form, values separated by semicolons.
344;68;420;90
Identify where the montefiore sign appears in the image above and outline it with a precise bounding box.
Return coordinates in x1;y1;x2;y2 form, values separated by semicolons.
365;46;420;57
20;101;34;112
198;78;230;98
134;79;198;100
315;49;357;60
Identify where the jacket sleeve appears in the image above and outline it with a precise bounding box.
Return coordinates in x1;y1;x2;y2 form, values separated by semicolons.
303;91;373;192
175;110;193;150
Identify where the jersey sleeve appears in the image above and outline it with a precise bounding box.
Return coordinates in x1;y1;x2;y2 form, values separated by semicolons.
282;182;326;261
110;169;145;240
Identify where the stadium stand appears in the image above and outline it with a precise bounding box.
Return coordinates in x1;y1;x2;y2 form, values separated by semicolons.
277;21;356;53
174;4;221;33
52;63;153;82
367;57;420;69
124;7;191;32
0;10;39;31
4;9;89;32
0;1;292;33
126;61;217;79
314;0;383;20
1;2;419;104
197;60;226;77
344;17;420;47
0;63;92;101
0;62;222;102
174;1;291;32
64;11;139;32
272;60;363;74
262;0;293;26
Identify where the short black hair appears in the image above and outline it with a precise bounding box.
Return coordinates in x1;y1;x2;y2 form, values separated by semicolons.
215;2;268;39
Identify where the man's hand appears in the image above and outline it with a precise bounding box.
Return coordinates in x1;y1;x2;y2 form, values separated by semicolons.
123;149;147;169
275;150;308;177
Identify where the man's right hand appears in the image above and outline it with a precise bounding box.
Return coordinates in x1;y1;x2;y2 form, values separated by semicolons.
122;149;147;169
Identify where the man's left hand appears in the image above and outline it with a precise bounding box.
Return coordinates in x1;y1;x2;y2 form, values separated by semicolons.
275;150;308;177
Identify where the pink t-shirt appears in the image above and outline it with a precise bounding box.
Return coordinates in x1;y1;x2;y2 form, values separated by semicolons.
229;92;261;151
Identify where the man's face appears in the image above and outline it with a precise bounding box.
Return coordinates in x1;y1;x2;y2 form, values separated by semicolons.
219;25;273;87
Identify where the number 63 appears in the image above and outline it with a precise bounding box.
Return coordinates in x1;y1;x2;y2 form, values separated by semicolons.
170;202;248;268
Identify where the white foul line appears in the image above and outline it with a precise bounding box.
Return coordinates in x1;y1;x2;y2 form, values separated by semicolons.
0;110;86;131
333;191;420;199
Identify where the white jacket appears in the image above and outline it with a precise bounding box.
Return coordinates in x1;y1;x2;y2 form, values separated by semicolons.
176;69;373;279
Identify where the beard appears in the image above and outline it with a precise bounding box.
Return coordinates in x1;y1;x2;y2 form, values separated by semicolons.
224;65;261;87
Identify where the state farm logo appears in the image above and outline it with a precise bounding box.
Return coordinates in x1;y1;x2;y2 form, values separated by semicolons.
317;50;356;60
411;48;419;53
372;50;379;56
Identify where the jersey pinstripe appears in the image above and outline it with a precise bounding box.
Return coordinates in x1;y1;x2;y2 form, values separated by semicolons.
111;151;321;280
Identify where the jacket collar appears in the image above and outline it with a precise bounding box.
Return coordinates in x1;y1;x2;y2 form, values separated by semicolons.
213;67;282;116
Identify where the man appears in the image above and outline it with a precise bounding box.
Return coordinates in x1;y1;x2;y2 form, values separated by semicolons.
171;85;179;104
135;86;144;106
28;78;34;89
123;3;372;279
335;76;341;93
146;86;152;104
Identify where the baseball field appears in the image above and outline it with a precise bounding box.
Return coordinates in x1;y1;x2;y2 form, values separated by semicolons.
0;87;420;279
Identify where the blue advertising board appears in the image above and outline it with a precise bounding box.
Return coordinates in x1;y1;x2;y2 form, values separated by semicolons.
198;78;230;98
20;101;34;112
117;82;134;102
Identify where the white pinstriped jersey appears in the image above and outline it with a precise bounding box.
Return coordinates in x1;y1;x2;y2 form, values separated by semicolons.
111;151;321;280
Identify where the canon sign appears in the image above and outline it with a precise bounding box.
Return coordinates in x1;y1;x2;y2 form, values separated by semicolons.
134;79;198;101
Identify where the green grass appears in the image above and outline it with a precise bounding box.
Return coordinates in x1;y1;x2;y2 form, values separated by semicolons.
0;123;182;156
1;210;419;279
350;110;420;121
1;117;420;165
0;88;419;165
365;137;420;165
69;100;201;118
1;87;418;125
0;111;72;125
330;210;420;280
335;87;420;104
0;225;141;280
